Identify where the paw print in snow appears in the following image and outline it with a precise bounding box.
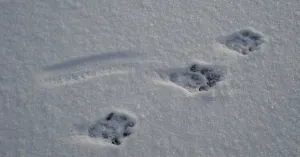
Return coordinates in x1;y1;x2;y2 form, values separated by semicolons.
88;111;137;145
223;28;265;55
169;63;223;92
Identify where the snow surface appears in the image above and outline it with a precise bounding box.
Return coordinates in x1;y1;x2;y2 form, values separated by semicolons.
1;0;300;156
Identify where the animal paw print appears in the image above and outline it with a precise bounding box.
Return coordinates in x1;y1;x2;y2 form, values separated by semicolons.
88;111;137;145
169;63;223;92
223;28;265;55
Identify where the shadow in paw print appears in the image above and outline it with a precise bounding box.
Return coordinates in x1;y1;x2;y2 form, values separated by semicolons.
200;67;221;88
169;63;223;92
190;64;222;91
219;28;265;55
88;112;136;145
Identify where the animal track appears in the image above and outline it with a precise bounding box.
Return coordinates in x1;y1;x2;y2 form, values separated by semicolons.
37;51;144;88
39;70;96;86
221;28;265;55
88;111;137;145
37;62;137;87
43;51;137;71
165;62;224;92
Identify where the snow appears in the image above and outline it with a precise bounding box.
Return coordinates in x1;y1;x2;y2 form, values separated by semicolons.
0;0;300;157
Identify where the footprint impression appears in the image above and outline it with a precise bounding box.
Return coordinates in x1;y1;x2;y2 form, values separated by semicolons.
168;62;224;92
88;111;137;145
221;28;265;55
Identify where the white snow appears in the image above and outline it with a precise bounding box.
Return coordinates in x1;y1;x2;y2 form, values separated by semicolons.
0;0;300;157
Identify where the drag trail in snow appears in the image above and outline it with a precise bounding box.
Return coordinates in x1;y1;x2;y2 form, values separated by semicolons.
36;51;147;88
43;51;136;71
